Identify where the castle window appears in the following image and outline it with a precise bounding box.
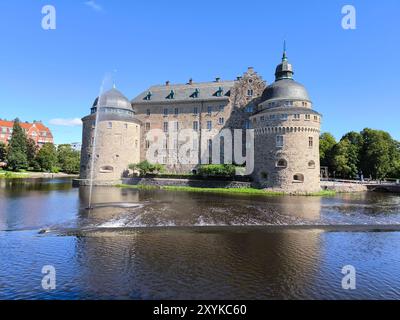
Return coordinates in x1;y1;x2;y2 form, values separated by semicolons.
305;114;311;120
207;106;212;115
193;121;199;131
174;121;179;131
100;165;114;173
261;171;268;180
293;114;300;120
144;92;152;101
207;121;212;130
193;107;198;115
107;122;112;128
135;140;138;148
146;109;151;116
219;105;224;112
174;108;179;116
284;101;293;107
246;105;254;113
276;159;287;168
163;108;168;117
245;120;251;129
124;123;128;129
261;116;265;121
293;174;304;183
163;122;168;132
247;89;253;96
145;140;150;149
308;160;316;169
309;137;313;148
314;115;318;121
276;135;284;147
218;117;224;125
145;122;150;131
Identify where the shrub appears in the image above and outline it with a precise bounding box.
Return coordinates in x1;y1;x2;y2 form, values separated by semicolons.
129;160;165;176
197;164;236;177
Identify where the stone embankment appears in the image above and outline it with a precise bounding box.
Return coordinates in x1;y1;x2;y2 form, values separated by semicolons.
73;177;252;189
321;181;367;193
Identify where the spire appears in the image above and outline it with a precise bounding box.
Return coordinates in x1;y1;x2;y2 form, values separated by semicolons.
112;80;116;89
275;42;294;81
282;40;287;61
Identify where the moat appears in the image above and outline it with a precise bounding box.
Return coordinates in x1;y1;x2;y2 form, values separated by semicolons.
1;178;400;299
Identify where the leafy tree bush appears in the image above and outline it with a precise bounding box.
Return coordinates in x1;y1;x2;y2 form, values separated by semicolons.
26;138;38;168
129;160;165;176
6;119;28;171
319;132;336;167
0;142;7;162
35;143;58;172
57;144;80;174
197;164;236;177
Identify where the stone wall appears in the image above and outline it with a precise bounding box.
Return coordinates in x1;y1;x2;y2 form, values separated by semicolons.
73;177;252;189
80;116;141;180
251;112;321;192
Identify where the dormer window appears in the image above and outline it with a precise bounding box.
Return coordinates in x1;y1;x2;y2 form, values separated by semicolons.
166;90;175;99
144;91;152;100
191;88;200;98
215;87;224;97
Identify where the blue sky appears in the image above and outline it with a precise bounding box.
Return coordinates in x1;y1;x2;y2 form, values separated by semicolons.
0;0;399;144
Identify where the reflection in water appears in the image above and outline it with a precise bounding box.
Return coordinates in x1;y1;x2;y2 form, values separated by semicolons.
1;179;400;299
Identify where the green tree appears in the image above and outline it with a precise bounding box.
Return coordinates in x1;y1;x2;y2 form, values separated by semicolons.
57;144;80;174
6;119;28;171
319;132;336;167
0;142;7;162
26;138;38;168
35;143;58;172
332;138;359;179
360;128;399;179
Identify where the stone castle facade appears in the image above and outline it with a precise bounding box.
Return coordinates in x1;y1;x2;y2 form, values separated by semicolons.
80;49;322;192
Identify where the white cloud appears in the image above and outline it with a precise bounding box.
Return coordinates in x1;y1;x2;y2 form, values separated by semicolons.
84;1;103;12
49;118;82;127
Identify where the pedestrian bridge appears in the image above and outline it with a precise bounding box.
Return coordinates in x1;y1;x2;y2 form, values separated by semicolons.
366;184;400;193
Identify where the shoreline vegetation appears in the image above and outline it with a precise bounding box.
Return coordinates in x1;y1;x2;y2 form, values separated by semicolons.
116;184;337;197
0;170;78;179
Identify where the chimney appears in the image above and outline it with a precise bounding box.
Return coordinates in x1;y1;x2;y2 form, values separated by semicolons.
165;80;170;86
215;77;221;82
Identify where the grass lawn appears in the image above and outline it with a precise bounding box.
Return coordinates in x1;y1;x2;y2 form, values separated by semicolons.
116;184;336;197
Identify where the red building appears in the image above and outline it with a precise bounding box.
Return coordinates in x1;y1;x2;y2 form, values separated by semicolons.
0;120;54;147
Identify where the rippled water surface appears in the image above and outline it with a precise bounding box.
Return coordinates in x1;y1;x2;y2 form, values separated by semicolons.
1;178;400;299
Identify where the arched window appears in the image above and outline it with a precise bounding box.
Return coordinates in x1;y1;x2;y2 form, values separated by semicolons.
308;160;316;169
276;159;287;168
293;173;304;182
261;171;268;180
100;165;114;173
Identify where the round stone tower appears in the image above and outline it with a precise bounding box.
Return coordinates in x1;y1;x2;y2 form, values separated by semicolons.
250;48;322;193
80;87;141;181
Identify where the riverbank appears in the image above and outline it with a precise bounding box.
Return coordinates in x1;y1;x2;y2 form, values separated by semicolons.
116;184;337;197
0;171;78;179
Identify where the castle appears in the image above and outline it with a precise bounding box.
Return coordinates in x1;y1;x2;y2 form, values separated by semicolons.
80;49;322;192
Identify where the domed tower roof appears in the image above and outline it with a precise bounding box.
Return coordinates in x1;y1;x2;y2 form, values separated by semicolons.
260;43;311;104
92;87;133;111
